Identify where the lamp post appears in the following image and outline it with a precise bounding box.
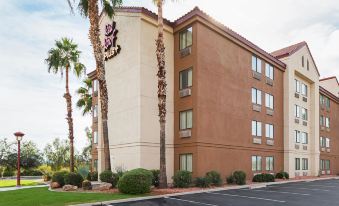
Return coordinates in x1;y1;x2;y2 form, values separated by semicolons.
14;132;24;187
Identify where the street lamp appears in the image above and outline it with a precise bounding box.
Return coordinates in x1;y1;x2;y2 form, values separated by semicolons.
14;132;24;187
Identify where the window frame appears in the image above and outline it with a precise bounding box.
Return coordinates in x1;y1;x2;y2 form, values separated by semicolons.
179;27;193;51
93;131;98;144
295;130;301;143
302;158;308;170
301;132;308;144
179;68;193;90
179;109;193;130
265;63;274;80
295;158;301;170
265;93;274;109
266;156;274;171
265;124;274;139
252;155;262;171
179;153;193;172
252;88;262;105
252;56;262;73
252;120;262;137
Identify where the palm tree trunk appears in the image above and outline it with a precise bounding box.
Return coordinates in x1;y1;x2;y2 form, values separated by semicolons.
88;0;111;170
156;0;167;188
64;65;75;172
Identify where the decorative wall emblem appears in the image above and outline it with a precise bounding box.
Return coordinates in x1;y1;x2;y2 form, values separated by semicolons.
104;21;121;61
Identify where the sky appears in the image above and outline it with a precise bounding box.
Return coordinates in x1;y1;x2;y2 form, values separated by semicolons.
1;0;339;151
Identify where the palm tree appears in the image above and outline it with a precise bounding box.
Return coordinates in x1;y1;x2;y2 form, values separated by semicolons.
67;0;122;171
76;78;92;116
45;38;85;172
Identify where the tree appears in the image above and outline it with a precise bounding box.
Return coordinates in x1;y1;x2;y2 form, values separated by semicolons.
76;78;93;115
67;0;123;171
75;127;92;168
45;38;86;172
44;138;71;171
0;138;14;167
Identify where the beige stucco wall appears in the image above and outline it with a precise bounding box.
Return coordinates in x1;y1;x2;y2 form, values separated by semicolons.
97;12;174;182
281;45;320;178
320;78;339;97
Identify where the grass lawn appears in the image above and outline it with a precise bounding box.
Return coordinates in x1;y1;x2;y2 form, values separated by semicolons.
0;187;144;206
0;180;39;188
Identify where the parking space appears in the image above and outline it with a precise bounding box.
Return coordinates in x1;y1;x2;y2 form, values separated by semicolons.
110;179;339;206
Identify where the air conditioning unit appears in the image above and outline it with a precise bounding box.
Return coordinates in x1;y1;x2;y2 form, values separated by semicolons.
180;47;192;58
179;129;191;138
179;88;192;97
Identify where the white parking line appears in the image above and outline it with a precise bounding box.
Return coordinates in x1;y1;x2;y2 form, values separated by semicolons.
208;192;286;203
275;186;330;192
241;188;310;196
165;197;219;206
306;184;337;188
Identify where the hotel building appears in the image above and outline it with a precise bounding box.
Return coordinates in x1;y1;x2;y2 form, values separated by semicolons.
89;6;339;180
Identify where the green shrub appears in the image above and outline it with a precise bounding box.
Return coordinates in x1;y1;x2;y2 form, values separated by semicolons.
206;171;222;186
226;174;235;184
3;167;14;177
51;171;69;187
115;166;127;178
195;177;211;188
275;171;289;179
252;173;275;182
118;168;153;194
172;170;192;188
233;171;246;185
99;170;119;187
77;166;89;179
82;180;92;190
150;169;160;187
21;169;43;176
38;165;53;181
87;171;98;181
64;172;84;187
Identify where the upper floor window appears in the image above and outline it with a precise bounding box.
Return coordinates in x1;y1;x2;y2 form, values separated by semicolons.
180;110;193;130
320;159;330;171
266;156;274;171
295;79;301;93
93;79;99;93
265;93;274;109
179;68;192;90
252;121;262;137
295;158;301;170
295;130;301;143
252;155;262;171
93;131;98;144
301;132;308;144
325;117;330;128
252;88;262;105
265;63;274;80
93;105;98;118
179;27;192;50
252;56;262;73
265;124;274;139
301;108;308;121
301;83;307;96
307;60;309;70
326;138;330;148
180;154;193;172
302;56;304;68
320;137;326;147
294;105;300;118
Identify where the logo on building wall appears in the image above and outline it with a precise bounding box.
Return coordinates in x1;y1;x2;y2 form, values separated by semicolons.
104;21;121;61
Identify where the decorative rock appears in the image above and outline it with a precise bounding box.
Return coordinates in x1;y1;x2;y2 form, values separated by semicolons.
50;182;60;189
94;183;112;191
62;184;78;191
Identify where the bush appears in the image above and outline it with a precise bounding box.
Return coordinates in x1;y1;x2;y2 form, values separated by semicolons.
3;167;15;177
51;171;69;187
38;165;53;181
99;170;119;187
206;171;222;186
118;168;153;194
275;171;289;179
21;169;43;176
115;166;127;178
87;171;98;181
77;166;89;179
64;172;84;187
82;180;92;190
150;169;160;187
226;174;235;184
195;177;211;188
172;170;192;188
253;173;275;182
233;171;246;185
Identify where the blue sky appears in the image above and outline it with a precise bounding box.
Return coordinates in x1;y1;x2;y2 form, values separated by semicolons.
1;0;339;151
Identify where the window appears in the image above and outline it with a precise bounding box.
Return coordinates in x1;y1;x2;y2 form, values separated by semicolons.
180;154;192;172
252;88;262;105
326;138;330;148
301;108;308;121
321;160;331;171
307;60;309;70
252;121;262;137
93;159;98;172
301;132;308;144
325;117;330;128
265;124;274;139
295;79;300;93
179;68;193;90
320;95;325;105
302;56;304;67
325;160;330;170
320;115;324;126
266;156;274;171
180;110;193;130
252;155;262;171
302;158;308;170
320;159;324;170
265;93;274;109
93;80;99;93
294;105;300;118
265;63;274;79
325;98;330;109
301;84;307;96
179;27;192;50
93;105;98;118
295;158;300;170
295;130;301;143
93;131;98;144
252;56;262;73
320;137;326;147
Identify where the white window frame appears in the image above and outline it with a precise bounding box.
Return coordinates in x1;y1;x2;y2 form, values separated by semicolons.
295;130;301;143
93;131;98;144
266;156;274;171
252;121;262;137
325;117;330;128
265;124;274;139
252;56;262;73
301;108;308;121
265;63;274;80
295;158;301;170
179;68;193;90
294;105;300;118
179;27;193;50
180;110;193;130
295;79;301;93
301;132;308;144
326;138;330;148
301;83;307;96
302;158;308;170
180;154;193;172
265;93;274;109
252;155;262;171
252;88;262;105
93;105;98;118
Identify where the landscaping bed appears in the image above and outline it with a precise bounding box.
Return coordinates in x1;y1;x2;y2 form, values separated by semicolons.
0;179;41;188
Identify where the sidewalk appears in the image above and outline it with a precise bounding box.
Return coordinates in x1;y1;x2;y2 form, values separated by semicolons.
0;184;48;192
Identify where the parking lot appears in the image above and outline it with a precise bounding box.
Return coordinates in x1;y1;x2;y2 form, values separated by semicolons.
110;179;339;206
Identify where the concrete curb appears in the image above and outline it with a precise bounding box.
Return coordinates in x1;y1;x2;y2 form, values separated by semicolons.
71;176;339;206
0;184;48;192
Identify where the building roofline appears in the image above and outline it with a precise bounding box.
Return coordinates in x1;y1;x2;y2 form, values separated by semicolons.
320;86;339;103
320;76;339;85
87;70;97;80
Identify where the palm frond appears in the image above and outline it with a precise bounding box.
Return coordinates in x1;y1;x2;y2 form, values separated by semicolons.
78;0;89;17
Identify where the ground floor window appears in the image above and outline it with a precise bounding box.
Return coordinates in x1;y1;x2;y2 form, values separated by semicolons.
295;158;300;170
266;156;274;171
93;159;98;172
320;160;330;171
302;158;308;170
252;155;262;171
180;154;193;172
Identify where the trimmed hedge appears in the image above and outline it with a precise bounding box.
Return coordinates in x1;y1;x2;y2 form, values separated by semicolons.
206;171;222;186
82;180;92;190
233;171;246;185
252;173;275;182
226;174;235;184
51;171;69;187
118;168;153;194
150;169;160;187
195;177;211;188
87;171;98;181
172;170;192;188
99;170;119;187
21;169;43;176
64;172;84;187
275;171;289;179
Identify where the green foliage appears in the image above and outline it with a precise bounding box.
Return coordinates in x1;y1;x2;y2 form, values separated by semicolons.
77;166;89;179
99;170;119;187
117;168;153;194
3;167;14;177
64;172;84;187
206;171;222;186
76;0;123;18
275;171;289;179
150;169;160;187
21;169;43;176
226;174;235;184
76;79;92;116
252;173;275;182
194;177;211;188
82;180;92;190
44;138;70;171
115;166;127;178
233;171;246;185
38;165;53;181
172;170;192;188
52;171;69;187
87;171;98;181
